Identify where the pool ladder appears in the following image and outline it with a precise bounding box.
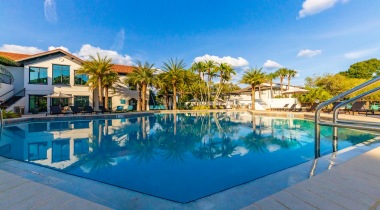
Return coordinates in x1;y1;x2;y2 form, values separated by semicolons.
315;76;380;158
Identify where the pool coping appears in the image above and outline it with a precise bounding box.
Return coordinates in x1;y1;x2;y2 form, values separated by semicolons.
1;110;380;209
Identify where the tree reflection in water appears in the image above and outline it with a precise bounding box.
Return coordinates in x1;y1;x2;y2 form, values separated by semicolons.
75;113;376;169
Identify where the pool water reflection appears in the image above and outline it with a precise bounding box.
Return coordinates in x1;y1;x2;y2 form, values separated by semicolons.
0;112;376;203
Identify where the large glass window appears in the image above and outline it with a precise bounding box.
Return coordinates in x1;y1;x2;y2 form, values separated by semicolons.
102;97;112;108
51;98;69;107
74;71;89;86
29;95;47;112
74;96;89;108
52;64;70;85
29;67;47;84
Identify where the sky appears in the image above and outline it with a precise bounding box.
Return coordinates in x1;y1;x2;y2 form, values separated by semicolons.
1;0;380;86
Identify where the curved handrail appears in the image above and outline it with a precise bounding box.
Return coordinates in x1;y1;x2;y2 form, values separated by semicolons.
332;86;380;123
0;88;14;98
314;76;380;157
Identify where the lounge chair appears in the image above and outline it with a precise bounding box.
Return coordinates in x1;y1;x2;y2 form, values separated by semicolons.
349;101;367;115
279;104;289;111
296;103;310;112
82;106;95;115
322;102;342;113
115;106;124;112
99;106;112;114
365;104;380;116
284;104;297;112
46;106;66;116
70;106;80;115
307;103;320;112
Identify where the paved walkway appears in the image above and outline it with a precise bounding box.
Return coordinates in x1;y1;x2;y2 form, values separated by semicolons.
243;147;380;210
0;169;109;210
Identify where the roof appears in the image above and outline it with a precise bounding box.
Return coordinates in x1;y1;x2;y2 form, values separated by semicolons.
112;64;134;74
0;50;135;74
0;51;31;60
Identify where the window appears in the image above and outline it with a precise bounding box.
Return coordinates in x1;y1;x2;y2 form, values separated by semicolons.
102;97;112;108
74;138;89;156
28;142;47;161
120;99;126;104
29;67;47;84
74;96;89;108
52;64;70;85
74;71;89;85
29;95;47;112
52;140;70;163
51;98;69;107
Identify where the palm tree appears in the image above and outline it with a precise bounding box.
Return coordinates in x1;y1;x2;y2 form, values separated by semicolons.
77;53;113;107
191;61;206;102
204;60;217;103
213;63;235;106
275;68;289;92
162;58;186;110
266;72;278;98
287;69;297;90
102;70;119;109
125;61;157;111
240;68;266;110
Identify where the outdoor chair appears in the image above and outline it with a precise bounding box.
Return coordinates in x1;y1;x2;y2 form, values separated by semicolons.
46;106;66;116
99;106;112;114
307;103;320;112
296;103;310;112
82;106;95;115
322;102;342;113
285;104;297;112
348;101;367;115
115;106;124;112
365;104;380;116
280;104;289;111
70;106;80;114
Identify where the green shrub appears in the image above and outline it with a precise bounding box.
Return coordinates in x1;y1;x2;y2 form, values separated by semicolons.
1;110;21;119
192;105;210;110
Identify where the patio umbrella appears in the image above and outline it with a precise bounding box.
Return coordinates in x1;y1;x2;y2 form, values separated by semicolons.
44;92;73;106
282;88;309;95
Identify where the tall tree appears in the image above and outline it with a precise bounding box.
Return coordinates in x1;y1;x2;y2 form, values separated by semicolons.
240;68;266;110
204;60;217;103
266;72;278;98
125;61;157;111
340;58;380;79
77;53;113;107
275;68;288;92
213;63;235;106
287;69;297;90
162;58;186;110
102;70;119;109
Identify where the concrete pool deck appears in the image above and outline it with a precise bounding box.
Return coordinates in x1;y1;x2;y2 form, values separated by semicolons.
1;110;380;209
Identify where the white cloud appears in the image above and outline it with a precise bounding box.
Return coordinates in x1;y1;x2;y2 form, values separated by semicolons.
297;49;322;58
48;46;70;52
343;48;379;59
298;0;348;18
44;0;57;23
193;54;249;67
0;44;43;54
74;44;133;65
263;60;283;70
111;29;125;52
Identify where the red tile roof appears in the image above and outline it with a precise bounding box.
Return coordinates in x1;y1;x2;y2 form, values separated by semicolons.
0;51;31;60
112;64;134;74
0;50;134;74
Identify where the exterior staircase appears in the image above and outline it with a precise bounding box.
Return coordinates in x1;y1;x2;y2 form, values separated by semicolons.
0;88;25;109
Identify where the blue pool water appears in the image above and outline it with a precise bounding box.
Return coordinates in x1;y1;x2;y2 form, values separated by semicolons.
0;112;376;203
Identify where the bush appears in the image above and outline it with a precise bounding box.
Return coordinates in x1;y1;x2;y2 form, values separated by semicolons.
1;110;21;119
192;105;210;110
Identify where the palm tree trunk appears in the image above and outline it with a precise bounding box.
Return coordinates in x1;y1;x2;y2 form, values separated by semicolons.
270;81;274;98
280;77;284;92
98;77;103;107
104;86;109;109
287;76;291;90
259;85;262;100
141;83;147;111
251;84;255;110
173;82;177;110
137;84;141;111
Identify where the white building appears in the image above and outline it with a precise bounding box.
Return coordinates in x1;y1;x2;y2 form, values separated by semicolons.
0;49;140;114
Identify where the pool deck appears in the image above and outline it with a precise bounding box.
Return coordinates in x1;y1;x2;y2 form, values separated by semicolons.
1;110;380;209
243;146;380;210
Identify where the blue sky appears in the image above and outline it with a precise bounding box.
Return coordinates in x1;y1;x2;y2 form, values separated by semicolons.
1;0;380;86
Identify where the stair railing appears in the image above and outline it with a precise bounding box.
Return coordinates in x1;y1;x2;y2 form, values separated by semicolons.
14;88;25;97
314;76;380;158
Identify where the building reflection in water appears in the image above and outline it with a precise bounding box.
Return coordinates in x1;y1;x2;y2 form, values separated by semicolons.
0;113;375;172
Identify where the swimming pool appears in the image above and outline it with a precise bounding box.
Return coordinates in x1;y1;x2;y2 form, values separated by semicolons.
0;112;376;203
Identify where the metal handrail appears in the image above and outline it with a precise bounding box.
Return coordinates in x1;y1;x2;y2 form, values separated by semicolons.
0;88;14;98
314;76;380;157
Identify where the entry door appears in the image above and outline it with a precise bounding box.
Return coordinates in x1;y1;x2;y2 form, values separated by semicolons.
29;95;47;112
